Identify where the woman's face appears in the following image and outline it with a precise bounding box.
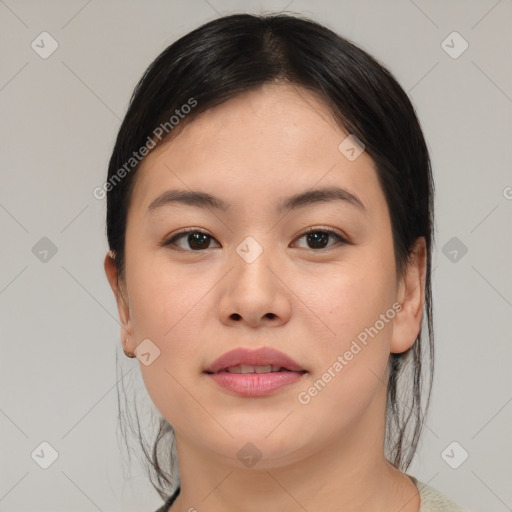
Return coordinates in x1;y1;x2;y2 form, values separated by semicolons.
106;83;423;468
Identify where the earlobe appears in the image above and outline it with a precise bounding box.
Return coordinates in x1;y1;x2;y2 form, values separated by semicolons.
390;237;427;354
104;251;134;349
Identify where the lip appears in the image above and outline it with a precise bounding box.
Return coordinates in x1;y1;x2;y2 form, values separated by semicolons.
204;347;307;397
204;346;305;373
207;372;306;397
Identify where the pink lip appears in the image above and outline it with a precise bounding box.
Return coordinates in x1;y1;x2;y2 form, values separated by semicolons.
204;346;305;373
207;371;306;397
204;347;307;397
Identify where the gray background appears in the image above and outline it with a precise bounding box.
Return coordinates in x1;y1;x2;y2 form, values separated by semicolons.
1;0;511;510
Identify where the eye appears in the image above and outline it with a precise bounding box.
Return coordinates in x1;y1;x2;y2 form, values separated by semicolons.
162;227;349;252
293;227;348;250
162;228;220;251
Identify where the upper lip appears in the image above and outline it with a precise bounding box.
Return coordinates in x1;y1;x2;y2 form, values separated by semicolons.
204;347;305;373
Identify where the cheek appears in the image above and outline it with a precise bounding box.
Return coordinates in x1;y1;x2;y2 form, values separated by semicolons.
126;252;228;398
128;263;214;425
125;234;187;317
290;255;396;405
294;254;397;351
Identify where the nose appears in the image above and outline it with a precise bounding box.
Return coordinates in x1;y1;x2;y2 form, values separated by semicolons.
217;240;291;329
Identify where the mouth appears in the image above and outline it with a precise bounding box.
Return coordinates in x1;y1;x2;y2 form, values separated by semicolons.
203;347;308;397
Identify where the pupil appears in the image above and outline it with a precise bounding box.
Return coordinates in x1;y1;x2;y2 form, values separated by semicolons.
189;232;209;250
307;232;328;249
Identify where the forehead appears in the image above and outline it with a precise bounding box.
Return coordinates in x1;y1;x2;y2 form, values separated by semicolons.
130;83;382;216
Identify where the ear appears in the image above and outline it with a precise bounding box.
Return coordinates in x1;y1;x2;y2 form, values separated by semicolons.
104;251;134;353
390;237;427;354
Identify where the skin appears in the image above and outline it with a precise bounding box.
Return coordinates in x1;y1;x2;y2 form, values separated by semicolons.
105;82;427;512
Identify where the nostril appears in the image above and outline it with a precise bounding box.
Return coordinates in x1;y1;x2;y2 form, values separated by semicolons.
231;313;242;320
265;313;276;319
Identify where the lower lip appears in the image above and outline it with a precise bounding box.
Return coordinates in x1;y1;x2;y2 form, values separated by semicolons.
206;371;306;397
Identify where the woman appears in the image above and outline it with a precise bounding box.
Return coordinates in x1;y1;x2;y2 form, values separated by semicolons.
103;13;465;512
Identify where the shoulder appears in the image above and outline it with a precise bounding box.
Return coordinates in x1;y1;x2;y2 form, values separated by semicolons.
409;476;466;512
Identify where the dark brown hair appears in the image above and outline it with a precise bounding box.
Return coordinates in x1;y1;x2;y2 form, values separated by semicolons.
106;12;435;500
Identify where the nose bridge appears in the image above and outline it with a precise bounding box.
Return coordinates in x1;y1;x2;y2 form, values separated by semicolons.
232;233;274;288
217;232;291;327
235;233;267;267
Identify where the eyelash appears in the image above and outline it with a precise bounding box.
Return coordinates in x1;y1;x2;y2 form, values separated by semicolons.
161;226;350;252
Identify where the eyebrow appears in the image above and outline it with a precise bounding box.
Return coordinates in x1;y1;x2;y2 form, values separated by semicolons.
146;186;365;215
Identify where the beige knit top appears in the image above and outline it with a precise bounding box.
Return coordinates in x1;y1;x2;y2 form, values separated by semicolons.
409;476;465;511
